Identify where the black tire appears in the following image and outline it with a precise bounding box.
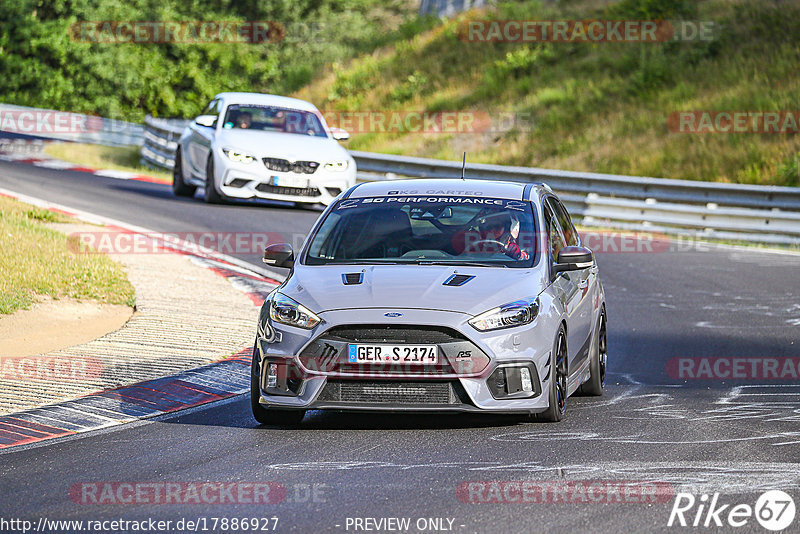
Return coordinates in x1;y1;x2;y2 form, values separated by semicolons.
171;149;197;197
537;326;568;422
204;155;224;204
578;308;607;396
250;343;305;426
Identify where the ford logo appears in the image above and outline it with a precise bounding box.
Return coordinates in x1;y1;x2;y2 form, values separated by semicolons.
384;312;403;318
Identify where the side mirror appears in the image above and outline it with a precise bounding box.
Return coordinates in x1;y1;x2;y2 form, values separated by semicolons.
330;128;350;141
195;115;218;128
263;243;294;268
552;246;593;275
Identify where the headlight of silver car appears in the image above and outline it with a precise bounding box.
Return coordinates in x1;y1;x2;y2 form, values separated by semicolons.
269;293;322;329
222;148;256;164
324;161;349;172
469;297;540;332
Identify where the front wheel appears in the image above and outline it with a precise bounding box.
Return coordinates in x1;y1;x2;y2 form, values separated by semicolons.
250;343;305;426
204;155;224;204
536;327;568;422
172;149;197;197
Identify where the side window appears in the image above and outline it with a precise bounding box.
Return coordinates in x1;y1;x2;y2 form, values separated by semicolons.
203;99;220;116
548;198;579;247
544;202;567;261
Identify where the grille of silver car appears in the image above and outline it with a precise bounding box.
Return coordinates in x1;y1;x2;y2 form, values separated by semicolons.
318;381;458;404
323;325;467;344
263;157;319;174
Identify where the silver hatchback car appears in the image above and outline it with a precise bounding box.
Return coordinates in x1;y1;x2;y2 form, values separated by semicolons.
251;179;607;424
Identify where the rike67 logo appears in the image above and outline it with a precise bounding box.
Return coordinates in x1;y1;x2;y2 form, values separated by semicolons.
668;490;796;531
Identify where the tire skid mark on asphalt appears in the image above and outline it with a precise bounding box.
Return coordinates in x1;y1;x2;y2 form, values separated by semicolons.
255;459;800;494
0;350;252;451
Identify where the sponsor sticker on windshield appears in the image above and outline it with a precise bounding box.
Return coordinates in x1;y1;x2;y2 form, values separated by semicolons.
335;197;525;209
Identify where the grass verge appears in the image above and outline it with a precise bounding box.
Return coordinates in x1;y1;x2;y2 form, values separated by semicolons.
44;143;172;184
295;0;800;187
0;196;136;314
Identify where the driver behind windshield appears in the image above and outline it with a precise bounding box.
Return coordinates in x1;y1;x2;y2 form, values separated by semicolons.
235;112;252;129
475;213;530;260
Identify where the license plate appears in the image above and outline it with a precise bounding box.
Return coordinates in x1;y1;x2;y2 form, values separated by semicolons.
271;175;308;188
347;344;438;365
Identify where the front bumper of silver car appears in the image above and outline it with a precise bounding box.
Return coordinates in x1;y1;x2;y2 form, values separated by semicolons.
255;308;555;414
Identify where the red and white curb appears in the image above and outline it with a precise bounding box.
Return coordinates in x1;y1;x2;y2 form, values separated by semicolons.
0;187;286;450
0;350;253;450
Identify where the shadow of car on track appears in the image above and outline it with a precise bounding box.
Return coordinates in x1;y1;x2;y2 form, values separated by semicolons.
162;395;543;430
108;181;325;211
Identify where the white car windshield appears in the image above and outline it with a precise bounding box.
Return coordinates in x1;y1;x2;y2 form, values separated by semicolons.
306;196;538;267
222;104;327;137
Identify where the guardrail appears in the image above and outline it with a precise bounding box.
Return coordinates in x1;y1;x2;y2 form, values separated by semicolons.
0;103;144;146
140;116;189;170
138;115;800;245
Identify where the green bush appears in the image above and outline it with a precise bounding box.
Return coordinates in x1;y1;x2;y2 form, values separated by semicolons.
0;0;417;119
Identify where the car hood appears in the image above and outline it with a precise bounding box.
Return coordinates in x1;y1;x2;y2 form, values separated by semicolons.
216;129;350;163
283;264;546;317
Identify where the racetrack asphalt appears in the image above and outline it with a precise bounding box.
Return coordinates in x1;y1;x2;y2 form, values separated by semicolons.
0;160;799;533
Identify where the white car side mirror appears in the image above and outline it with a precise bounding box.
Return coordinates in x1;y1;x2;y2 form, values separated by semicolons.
195;115;217;128
330;128;350;141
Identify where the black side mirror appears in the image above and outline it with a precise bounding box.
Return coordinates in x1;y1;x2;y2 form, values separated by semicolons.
552;245;593;276
263;243;294;268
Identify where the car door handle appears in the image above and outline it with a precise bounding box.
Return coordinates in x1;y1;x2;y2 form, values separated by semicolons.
578;279;588;289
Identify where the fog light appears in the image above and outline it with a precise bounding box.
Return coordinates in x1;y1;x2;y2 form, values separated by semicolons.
267;363;278;388
520;367;533;392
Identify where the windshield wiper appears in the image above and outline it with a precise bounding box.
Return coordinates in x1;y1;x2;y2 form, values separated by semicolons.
326;260;405;265
415;260;508;268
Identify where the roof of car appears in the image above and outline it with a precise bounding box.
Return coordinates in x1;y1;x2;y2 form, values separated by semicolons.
347;179;551;201
214;92;319;112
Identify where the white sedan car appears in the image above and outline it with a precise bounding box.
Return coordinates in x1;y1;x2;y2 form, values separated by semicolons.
173;92;356;206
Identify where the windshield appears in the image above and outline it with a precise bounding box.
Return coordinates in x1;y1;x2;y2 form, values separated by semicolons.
222;104;327;137
305;196;538;268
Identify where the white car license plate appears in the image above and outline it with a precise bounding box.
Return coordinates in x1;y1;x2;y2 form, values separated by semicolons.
347;344;438;365
271;175;308;188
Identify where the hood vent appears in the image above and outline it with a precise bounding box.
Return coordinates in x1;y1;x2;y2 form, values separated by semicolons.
443;274;475;287
342;272;364;285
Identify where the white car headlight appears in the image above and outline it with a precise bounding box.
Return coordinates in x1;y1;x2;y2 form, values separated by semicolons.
222;148;256;164
469;297;539;332
269;293;321;329
324;161;349;172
